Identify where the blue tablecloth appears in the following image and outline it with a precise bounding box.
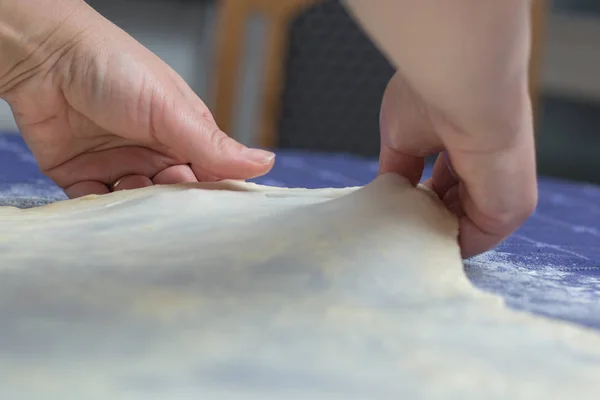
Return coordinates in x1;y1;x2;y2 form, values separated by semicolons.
2;132;600;332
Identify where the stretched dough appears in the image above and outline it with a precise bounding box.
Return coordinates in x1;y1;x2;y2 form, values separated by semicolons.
0;174;599;399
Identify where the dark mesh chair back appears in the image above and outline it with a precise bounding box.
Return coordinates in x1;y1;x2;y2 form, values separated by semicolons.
277;0;394;157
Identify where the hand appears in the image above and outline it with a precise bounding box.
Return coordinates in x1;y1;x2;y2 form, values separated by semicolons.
343;0;538;257
379;71;537;259
0;1;274;198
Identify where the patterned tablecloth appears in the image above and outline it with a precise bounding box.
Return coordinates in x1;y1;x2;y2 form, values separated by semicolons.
1;132;599;332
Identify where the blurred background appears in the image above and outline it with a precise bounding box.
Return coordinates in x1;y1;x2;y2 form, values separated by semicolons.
1;0;599;183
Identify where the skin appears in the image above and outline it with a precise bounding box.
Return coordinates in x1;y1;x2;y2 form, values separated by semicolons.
0;0;276;198
344;0;537;257
0;0;537;258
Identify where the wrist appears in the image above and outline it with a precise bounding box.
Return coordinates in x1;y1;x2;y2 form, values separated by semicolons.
0;0;88;95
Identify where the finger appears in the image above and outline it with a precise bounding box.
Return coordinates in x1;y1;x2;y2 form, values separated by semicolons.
64;181;110;199
423;142;536;259
112;175;153;191
422;154;463;219
441;184;464;219
378;145;424;186
421;153;496;256
153;97;275;180
459;216;510;259
421;152;458;197
451;132;537;258
152;165;200;185
168;72;217;124
378;73;442;185
48;146;174;189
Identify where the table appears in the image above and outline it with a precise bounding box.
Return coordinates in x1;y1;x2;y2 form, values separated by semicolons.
1;132;599;332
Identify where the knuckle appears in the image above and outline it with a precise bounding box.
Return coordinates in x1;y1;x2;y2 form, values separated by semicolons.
207;125;235;153
486;187;538;235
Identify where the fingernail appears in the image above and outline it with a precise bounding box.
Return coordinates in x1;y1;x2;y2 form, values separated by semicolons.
242;148;276;164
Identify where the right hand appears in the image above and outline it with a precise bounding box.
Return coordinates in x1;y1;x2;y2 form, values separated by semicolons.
377;8;538;258
345;0;538;258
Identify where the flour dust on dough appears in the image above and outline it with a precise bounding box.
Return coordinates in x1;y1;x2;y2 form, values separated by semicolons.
0;174;599;399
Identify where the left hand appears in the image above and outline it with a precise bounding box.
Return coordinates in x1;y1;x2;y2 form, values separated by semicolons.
1;0;274;198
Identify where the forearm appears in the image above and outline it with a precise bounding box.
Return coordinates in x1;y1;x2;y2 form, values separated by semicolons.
343;0;532;100
344;0;532;134
0;0;87;94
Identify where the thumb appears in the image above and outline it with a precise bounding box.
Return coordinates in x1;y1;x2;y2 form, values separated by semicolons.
155;97;275;180
378;73;443;185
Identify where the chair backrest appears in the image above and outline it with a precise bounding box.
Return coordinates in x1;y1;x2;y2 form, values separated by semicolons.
276;0;393;157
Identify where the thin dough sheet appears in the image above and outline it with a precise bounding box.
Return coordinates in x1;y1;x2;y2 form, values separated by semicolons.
0;174;599;399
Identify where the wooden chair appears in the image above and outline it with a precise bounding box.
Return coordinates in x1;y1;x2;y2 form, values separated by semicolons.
211;0;319;148
212;0;547;149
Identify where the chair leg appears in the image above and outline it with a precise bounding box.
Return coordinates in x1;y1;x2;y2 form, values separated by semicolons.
257;14;292;149
257;0;321;148
212;0;250;136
